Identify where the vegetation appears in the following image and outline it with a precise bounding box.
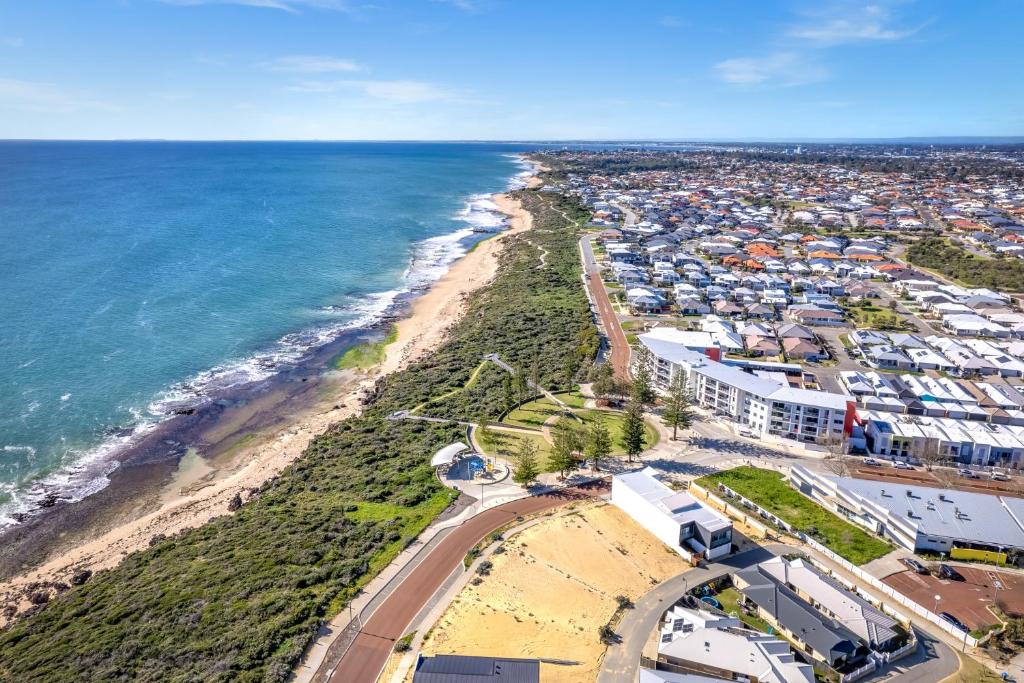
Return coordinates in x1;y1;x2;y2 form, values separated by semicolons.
714;587;773;634
696;467;892;565
335;324;398;369
0;188;597;682
511;438;540;485
620;399;648;462
547;422;583;478
907;237;1024;292
583;418;612;472
661;373;695;440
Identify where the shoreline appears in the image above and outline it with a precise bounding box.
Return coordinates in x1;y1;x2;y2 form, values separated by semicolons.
0;174;539;626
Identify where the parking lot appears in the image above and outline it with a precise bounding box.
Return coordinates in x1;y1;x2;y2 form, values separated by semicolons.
849;464;1024;499
884;565;1024;631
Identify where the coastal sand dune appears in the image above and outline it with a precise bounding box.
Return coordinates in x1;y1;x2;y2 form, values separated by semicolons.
0;189;535;627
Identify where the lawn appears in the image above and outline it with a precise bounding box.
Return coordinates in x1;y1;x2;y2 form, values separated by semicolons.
714;587;774;634
696;467;892;565
559;408;659;454
503;396;565;429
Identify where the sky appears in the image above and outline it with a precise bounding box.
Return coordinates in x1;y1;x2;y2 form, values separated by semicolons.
0;0;1022;140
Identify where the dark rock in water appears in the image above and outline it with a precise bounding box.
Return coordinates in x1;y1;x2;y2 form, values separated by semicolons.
70;569;92;586
37;494;60;509
104;426;134;438
172;407;196;416
11;513;26;523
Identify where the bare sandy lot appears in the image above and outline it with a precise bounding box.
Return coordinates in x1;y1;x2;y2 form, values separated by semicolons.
419;502;688;683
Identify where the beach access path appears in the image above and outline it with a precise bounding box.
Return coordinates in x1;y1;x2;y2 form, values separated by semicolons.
580;233;631;381
319;481;609;683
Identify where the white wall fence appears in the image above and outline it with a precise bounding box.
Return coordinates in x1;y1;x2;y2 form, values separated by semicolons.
696;479;978;647
687;481;770;539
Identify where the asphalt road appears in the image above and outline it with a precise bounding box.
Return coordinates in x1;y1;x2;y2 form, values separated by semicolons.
598;542;959;683
580;234;631;381
328;481;609;683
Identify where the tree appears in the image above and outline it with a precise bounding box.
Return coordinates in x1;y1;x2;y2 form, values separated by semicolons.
513;365;530;404
630;346;655;407
661;373;695;440
511;438;540;485
822;436;854;477
502;374;515;414
530;351;541;392
475;414;494;451
585;418;613;472
620;399;648;462
916;438;945;472
548;421;583;479
590;363;617;404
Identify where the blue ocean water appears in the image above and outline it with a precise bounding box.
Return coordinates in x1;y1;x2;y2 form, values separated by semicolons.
0;141;533;524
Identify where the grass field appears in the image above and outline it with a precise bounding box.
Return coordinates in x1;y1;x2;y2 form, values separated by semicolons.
696;467;892;565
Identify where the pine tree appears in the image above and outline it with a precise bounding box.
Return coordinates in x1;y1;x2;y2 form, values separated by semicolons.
511;438;540;486
620;399;647;462
661;373;695;440
547;422;583;479
631;346;655;407
475;414;494;450
585;418;613;472
502;374;515;414
590;363;616;404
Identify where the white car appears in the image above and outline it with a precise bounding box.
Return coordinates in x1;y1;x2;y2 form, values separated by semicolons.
738;429;755;438
863;458;882;467
894;461;914;470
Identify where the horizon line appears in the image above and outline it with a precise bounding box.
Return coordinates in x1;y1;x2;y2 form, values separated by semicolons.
2;136;1023;145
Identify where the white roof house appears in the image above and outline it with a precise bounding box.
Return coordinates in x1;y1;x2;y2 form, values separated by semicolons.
611;468;733;560
656;605;814;683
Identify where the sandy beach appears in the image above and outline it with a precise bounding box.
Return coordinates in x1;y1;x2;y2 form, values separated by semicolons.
0;187;536;627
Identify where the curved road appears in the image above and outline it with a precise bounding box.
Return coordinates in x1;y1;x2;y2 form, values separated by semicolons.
600;543;959;683
580;235;631;381
329;480;609;683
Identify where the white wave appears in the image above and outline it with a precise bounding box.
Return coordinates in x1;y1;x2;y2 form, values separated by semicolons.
60;393;71;402
3;445;37;458
0;158;530;529
504;153;540;190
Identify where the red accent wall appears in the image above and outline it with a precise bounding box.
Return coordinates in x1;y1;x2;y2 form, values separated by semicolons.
844;400;859;436
705;347;722;362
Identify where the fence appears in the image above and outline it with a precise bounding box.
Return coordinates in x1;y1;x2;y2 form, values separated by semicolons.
695;479;980;652
801;535;978;648
687;481;770;539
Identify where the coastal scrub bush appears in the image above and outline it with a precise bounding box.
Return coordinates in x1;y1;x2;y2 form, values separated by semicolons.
0;188;595;683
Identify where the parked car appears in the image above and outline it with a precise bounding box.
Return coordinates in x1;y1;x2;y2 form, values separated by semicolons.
958;468;980;479
738;429;755;438
939;564;965;581
903;558;929;574
864;458;882;467
940;612;969;632
991;471;1011;481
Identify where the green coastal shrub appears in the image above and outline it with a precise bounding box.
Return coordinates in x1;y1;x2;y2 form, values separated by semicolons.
0;187;596;682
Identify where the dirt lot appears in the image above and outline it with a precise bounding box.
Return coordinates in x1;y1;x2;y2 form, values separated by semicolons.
851;466;1024;499
418;501;689;683
884;566;1024;631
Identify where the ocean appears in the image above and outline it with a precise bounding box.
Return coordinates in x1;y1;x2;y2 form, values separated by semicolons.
0;141;535;526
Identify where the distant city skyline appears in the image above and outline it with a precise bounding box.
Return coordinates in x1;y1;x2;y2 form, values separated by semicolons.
1;0;1022;140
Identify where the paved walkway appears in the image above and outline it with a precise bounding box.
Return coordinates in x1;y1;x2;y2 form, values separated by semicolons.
579;234;631;381
326;481;609;683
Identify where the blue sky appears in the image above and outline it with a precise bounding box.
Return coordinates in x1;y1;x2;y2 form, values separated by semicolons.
1;0;1021;140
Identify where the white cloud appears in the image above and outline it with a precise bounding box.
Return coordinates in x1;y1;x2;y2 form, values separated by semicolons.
658;16;685;28
261;55;362;73
287;79;453;103
158;0;349;13
0;78;116;114
789;4;920;46
714;52;829;87
1;37;24;48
